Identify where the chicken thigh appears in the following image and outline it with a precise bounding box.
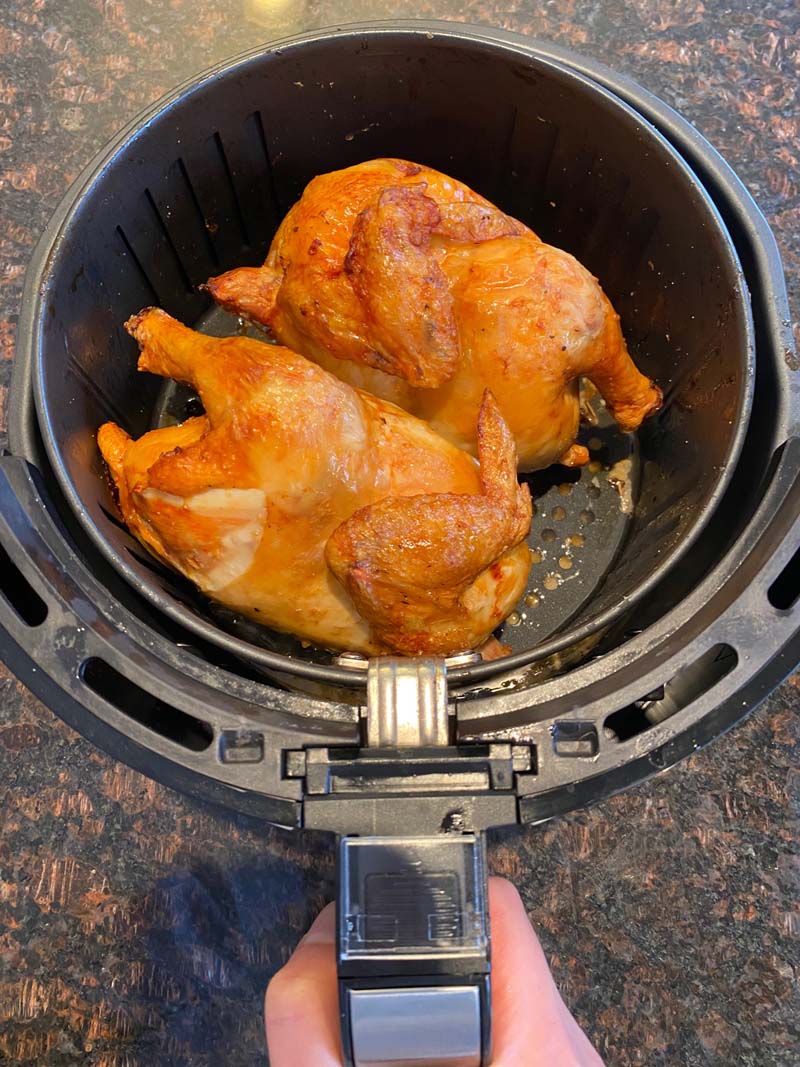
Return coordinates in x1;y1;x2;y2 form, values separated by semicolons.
206;158;662;472
98;309;531;656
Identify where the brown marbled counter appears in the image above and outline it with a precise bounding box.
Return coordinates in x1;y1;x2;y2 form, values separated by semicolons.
0;2;798;1065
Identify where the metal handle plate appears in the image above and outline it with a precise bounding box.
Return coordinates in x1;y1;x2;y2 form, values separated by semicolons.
366;657;449;747
348;986;482;1067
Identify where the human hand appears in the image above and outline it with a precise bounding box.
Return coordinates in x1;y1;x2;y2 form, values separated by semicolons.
266;876;604;1066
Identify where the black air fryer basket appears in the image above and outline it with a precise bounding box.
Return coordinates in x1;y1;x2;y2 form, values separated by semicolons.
2;23;799;1066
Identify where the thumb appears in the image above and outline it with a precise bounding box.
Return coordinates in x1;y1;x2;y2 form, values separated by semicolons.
265;902;342;1066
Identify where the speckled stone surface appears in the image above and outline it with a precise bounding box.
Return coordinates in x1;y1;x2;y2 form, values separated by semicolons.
0;2;798;1065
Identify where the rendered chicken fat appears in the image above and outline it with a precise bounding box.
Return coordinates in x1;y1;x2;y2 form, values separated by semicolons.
206;158;662;471
98;309;531;656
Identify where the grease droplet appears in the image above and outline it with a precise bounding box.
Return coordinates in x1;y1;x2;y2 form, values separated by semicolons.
507;611;521;625
544;574;559;591
552;506;567;521
579;509;596;524
530;549;543;564
541;528;557;543
589;460;603;473
588;485;601;498
568;533;585;547
525;593;540;608
588;436;603;451
558;483;573;496
559;555;573;570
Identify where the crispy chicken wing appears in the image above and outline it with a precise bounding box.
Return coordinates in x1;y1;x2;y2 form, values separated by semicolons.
207;158;662;472
98;309;531;656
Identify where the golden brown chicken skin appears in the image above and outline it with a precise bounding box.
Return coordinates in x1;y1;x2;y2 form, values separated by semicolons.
206;158;662;472
98;309;531;656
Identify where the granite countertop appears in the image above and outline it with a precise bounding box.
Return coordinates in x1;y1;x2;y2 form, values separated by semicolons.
0;2;798;1065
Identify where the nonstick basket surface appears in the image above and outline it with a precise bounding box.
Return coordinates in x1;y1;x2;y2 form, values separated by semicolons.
29;26;753;685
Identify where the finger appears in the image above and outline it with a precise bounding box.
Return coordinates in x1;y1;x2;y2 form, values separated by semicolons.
265;902;342;1067
489;877;603;1066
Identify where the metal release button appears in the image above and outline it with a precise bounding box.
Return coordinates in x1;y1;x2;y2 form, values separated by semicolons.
348;985;481;1067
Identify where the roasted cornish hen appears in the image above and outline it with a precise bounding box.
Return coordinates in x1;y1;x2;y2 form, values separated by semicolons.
206;158;662;472
98;308;531;656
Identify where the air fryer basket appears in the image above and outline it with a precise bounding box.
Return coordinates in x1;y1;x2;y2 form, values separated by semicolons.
27;26;753;687
3;23;799;828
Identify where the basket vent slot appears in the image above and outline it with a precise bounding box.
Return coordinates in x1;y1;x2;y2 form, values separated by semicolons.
126;545;176;582
552;721;598;758
116;224;161;305
212;131;251;248
0;543;48;626
176;156;222;271
605;643;738;742
768;545;800;610
251;109;282;216
99;503;132;535
144;188;194;293
81;657;213;751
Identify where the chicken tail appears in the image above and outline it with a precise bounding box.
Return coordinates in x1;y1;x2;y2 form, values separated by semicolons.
202;266;281;327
